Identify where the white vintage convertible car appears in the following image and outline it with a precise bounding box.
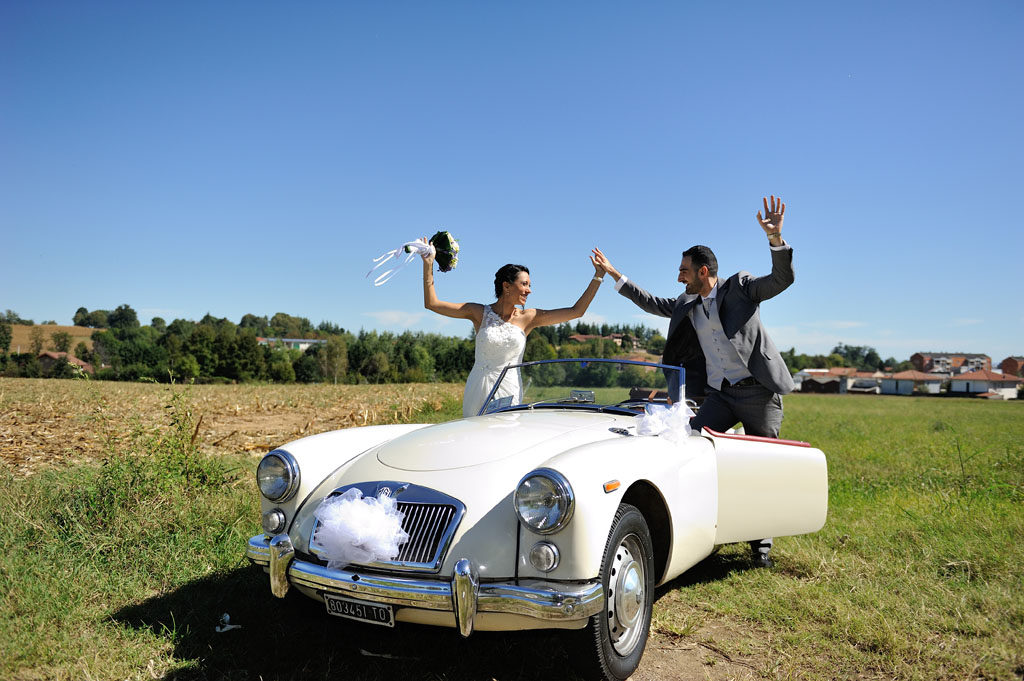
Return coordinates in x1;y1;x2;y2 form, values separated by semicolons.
247;358;827;681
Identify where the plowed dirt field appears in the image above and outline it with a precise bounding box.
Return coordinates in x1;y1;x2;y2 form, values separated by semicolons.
0;377;462;476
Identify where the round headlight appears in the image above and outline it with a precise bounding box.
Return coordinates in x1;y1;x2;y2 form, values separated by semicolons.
514;468;574;534
257;450;300;502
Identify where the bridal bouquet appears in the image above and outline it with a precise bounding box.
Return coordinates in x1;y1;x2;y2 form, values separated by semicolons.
423;230;459;272
367;230;460;286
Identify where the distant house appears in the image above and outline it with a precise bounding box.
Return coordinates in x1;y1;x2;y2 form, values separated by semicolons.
608;333;642;350
911;352;990;374
256;337;326;352
567;334;602;344
566;333;641;350
949;370;1022;400
795;367;883;394
848;371;884;394
881;370;944;395
37;351;94;375
794;369;845;393
799;376;843;393
999;356;1024;377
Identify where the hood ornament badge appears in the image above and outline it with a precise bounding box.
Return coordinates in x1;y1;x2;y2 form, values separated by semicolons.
376;482;410;499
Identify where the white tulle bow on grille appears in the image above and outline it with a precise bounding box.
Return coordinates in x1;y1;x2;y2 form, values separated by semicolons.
311;488;410;569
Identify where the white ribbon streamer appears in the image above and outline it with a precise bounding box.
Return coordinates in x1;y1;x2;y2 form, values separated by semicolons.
635;402;695;443
366;240;436;286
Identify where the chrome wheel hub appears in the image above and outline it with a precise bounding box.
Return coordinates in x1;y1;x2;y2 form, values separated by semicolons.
606;534;646;655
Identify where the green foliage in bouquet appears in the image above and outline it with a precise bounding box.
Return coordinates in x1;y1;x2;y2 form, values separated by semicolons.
430;231;459;272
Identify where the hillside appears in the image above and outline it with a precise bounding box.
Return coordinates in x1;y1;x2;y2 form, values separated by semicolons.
7;324;97;355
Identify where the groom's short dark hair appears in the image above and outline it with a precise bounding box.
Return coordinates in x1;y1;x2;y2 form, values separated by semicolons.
683;245;717;277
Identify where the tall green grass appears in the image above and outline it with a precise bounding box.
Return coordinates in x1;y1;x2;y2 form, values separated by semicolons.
0;386;257;679
652;395;1024;680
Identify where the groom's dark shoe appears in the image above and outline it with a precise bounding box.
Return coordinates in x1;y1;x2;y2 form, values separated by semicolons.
749;538;774;568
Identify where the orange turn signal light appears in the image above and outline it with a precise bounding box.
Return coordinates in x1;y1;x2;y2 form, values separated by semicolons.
603;480;621;493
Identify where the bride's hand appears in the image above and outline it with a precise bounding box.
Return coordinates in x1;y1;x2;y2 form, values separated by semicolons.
420;236;435;266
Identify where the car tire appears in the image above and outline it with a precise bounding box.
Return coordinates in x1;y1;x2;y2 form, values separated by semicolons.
569;503;654;681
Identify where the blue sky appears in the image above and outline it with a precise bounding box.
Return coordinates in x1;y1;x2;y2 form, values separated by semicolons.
3;1;1022;363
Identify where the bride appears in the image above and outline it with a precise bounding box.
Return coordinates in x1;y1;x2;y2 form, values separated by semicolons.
420;244;605;417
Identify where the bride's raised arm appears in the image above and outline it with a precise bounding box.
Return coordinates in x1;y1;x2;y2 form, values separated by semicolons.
523;252;604;334
421;240;483;327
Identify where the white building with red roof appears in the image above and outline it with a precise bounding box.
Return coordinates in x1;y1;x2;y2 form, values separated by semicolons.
949;370;1023;400
881;370;945;395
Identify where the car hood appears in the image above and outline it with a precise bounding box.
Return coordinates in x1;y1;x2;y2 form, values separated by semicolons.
375;410;620;471
290;409;630;576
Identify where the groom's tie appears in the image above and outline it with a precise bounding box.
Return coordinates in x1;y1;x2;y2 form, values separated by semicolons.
701;297;711;319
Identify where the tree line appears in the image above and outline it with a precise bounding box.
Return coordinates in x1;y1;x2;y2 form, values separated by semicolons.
781;342;914;373
0;306;661;384
0;307;914;383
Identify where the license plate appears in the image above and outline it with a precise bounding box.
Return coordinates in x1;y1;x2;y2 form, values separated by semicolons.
323;593;395;627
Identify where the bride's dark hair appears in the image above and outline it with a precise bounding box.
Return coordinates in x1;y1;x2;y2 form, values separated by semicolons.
494;264;529;299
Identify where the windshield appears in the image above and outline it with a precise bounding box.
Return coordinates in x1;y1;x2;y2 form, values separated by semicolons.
479;358;685;415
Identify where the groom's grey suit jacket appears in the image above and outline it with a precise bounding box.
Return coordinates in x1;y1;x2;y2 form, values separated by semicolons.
618;245;796;397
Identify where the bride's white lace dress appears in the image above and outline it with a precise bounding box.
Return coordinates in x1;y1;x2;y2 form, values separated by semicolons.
463;305;526;417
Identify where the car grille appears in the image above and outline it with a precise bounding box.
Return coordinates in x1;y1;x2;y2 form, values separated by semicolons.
309;482;465;573
394;502;456;565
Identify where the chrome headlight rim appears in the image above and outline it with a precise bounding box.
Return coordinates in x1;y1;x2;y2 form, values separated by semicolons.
513;467;575;535
257;449;300;502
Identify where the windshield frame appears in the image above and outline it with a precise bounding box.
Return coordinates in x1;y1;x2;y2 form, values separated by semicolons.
476;357;686;416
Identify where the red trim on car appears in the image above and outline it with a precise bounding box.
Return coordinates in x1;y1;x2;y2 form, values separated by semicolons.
701;427;811;447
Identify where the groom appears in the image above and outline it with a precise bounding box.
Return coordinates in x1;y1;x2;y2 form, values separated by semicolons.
593;195;796;567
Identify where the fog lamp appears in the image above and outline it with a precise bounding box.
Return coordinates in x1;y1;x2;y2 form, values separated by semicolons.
529;541;560;572
262;509;287;535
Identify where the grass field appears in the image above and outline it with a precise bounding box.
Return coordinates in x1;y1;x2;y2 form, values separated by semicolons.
0;379;1021;680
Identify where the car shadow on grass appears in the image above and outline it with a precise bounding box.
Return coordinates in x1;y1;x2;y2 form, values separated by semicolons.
657;544;762;596
113;553;749;681
112;564;584;681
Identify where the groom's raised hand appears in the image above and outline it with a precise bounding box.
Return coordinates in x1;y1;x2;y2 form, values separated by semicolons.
756;196;785;246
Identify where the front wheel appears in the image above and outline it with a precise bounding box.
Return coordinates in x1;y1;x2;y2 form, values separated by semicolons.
569;503;655;681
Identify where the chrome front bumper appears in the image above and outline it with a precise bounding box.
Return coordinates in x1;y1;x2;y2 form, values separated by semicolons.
247;534;603;636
